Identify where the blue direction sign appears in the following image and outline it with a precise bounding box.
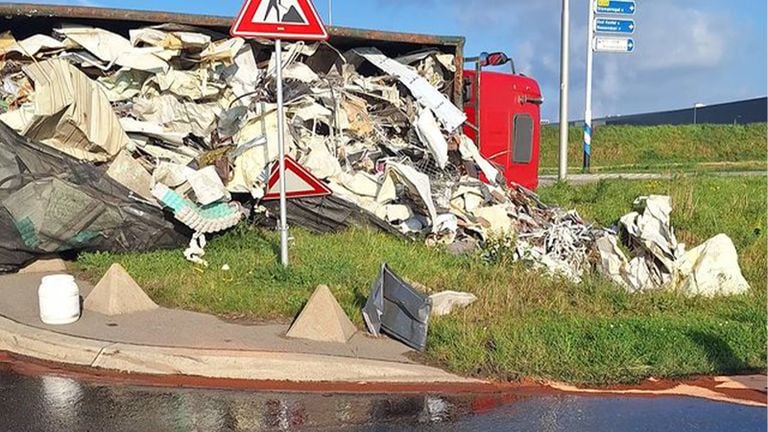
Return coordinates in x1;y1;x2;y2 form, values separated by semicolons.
594;37;635;53
595;18;635;34
595;0;636;16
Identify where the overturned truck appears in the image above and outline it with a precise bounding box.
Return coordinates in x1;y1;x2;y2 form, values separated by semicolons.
0;4;558;272
0;5;751;299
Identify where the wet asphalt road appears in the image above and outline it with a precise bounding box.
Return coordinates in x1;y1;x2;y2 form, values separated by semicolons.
0;369;764;432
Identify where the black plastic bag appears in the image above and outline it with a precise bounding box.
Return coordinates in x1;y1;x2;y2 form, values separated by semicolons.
0;122;188;273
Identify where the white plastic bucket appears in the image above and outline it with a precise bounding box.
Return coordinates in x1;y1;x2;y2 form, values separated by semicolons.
38;275;81;325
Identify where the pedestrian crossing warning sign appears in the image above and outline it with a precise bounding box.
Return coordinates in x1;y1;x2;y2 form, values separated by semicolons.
231;0;329;40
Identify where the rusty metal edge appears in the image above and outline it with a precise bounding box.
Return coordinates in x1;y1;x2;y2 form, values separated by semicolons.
0;3;465;47
0;3;466;105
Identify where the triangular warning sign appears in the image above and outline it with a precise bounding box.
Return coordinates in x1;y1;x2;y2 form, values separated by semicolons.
263;155;333;200
230;0;329;41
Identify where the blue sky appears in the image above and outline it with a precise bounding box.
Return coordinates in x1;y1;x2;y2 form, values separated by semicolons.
10;0;768;121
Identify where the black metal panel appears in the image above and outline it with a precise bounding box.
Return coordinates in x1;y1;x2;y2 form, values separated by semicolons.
362;264;432;352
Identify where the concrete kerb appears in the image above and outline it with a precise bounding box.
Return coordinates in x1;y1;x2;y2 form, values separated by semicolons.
2;311;764;407
0;315;478;384
0;316;109;366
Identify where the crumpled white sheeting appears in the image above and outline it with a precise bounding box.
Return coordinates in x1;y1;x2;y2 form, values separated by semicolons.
596;196;751;297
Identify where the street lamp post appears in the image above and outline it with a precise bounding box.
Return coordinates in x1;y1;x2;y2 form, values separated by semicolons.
582;0;595;172
693;103;705;125
558;0;570;182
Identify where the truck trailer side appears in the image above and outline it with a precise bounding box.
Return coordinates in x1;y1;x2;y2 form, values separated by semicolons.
0;3;541;189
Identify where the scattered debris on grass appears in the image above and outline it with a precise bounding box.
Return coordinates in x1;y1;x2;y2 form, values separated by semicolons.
0;24;753;298
428;291;477;317
363;264;432;351
0;23;597;280
596;195;751;297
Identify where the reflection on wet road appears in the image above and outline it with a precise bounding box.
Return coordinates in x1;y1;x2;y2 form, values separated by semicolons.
0;369;764;431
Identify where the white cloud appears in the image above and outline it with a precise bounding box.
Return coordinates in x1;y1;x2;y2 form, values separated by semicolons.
631;7;729;72
515;40;536;76
425;0;751;118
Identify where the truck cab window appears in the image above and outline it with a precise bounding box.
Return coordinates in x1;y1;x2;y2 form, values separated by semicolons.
512;114;533;164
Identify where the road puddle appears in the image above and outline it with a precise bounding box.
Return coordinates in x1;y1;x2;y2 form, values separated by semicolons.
0;361;764;432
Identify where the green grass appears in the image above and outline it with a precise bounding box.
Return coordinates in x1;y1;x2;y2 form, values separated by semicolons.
540;123;768;172
76;175;767;385
539;161;768;176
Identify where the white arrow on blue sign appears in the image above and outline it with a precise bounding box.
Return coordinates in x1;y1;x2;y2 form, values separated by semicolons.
595;18;635;34
594;37;635;53
595;0;636;16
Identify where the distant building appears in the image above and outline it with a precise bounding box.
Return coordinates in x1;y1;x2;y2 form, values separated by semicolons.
559;97;767;127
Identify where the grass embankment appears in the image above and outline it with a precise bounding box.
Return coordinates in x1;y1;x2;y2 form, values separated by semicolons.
540;123;768;173
77;175;767;385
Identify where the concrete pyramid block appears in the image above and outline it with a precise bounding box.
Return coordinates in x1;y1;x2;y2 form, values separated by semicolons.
20;258;68;274
286;285;357;344
84;264;158;316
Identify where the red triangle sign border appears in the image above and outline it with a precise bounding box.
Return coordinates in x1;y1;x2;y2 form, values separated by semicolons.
230;0;329;41
263;156;333;201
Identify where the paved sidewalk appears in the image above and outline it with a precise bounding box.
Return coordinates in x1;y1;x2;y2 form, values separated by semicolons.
1;272;762;405
0;272;476;384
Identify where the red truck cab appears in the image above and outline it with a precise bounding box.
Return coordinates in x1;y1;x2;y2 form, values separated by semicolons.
463;56;543;191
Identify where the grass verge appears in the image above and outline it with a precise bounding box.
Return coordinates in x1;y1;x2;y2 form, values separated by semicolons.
539;161;768;176
77;175;767;385
540;123;768;172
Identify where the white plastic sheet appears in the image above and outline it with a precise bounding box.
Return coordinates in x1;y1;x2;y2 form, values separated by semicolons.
415;108;449;169
597;196;751;297
353;47;467;132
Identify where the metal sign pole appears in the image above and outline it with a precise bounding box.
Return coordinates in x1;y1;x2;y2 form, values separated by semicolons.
230;1;329;268
558;0;570;181
275;38;289;267
583;0;595;172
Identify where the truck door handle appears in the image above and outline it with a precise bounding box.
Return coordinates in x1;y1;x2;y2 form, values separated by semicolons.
523;96;543;105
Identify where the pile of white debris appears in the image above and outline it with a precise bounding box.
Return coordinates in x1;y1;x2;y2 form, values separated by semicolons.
0;24;594;275
0;25;751;296
596;195;751;297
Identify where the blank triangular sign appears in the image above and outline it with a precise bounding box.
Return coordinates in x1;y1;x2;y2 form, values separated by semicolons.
286;285;357;343
263;155;333;200
230;0;329;41
84;264;158;316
